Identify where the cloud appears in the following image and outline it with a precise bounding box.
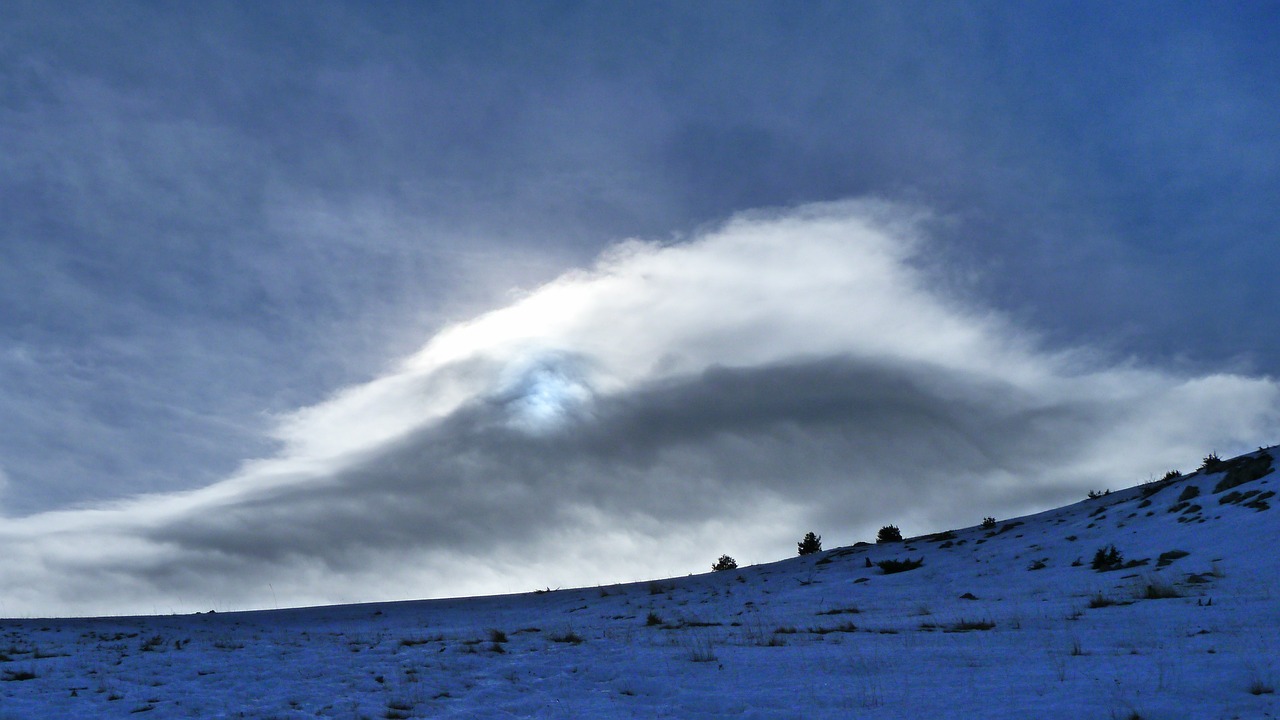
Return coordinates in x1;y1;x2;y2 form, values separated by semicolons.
2;200;1278;617
8;2;1280;525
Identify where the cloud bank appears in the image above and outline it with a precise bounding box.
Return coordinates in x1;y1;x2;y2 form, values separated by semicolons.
6;2;1280;523
4;201;1278;617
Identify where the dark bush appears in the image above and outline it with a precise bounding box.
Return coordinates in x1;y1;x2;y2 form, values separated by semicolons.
797;532;823;556
876;525;903;543
1201;452;1224;473
1212;451;1275;493
876;557;923;574
948;619;995;632
980;517;997;529
1177;485;1201;502
1091;545;1123;571
712;555;738;572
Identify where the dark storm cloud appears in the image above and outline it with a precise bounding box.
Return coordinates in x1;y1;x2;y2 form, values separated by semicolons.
1;203;1277;616
156;355;1083;557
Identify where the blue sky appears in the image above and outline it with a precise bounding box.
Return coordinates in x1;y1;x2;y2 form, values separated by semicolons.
2;1;1279;615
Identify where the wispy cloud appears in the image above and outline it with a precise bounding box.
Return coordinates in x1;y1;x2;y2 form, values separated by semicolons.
3;200;1278;617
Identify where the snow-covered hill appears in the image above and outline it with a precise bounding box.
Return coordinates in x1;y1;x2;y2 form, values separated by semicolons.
2;448;1278;719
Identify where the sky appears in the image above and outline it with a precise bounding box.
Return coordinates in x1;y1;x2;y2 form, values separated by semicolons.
1;1;1279;616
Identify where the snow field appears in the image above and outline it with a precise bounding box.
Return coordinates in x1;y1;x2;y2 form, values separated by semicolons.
1;449;1278;718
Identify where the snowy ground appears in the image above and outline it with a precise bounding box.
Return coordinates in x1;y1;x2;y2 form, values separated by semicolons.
2;449;1279;719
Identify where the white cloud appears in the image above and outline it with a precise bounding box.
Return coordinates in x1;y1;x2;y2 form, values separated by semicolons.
1;200;1277;617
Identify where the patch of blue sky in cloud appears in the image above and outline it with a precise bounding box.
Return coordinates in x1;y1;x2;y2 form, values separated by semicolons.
495;354;596;433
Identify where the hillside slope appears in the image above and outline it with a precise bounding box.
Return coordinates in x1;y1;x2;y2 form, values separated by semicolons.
2;448;1278;719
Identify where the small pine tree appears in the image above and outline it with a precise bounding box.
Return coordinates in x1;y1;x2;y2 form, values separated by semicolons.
1091;544;1123;571
981;517;997;529
797;532;822;556
712;555;738;572
877;525;903;543
1201;452;1224;472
